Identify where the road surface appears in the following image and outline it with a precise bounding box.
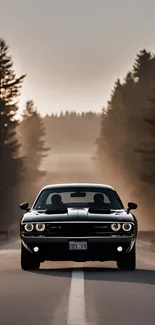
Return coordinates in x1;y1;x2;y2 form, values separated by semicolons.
0;240;155;325
1;153;155;325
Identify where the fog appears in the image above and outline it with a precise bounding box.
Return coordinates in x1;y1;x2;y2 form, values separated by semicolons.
1;39;155;236
19;110;155;232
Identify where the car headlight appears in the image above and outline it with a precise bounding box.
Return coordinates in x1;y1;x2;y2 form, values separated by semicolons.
35;223;45;232
111;223;121;231
24;223;34;232
122;223;132;231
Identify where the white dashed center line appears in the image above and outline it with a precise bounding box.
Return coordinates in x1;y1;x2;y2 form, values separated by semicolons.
67;270;86;325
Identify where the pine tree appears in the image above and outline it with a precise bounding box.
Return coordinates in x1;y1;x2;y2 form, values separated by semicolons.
0;39;25;103
0;38;25;228
132;51;155;182
136;90;155;184
133;49;152;80
19;100;49;187
98;79;124;159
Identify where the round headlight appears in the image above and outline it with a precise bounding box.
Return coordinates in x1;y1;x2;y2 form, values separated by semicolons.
24;223;34;232
35;223;45;232
122;223;132;231
111;223;121;231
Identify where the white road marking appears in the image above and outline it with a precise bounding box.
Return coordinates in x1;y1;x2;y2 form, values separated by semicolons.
67;270;86;325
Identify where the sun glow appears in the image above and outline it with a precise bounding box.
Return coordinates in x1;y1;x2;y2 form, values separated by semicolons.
16;94;27;120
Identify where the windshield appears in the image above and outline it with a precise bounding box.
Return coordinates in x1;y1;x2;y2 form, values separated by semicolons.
33;186;124;210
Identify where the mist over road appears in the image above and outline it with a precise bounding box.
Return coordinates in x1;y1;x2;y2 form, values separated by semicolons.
41;149;102;184
41;150;96;174
1;152;155;325
41;151;149;229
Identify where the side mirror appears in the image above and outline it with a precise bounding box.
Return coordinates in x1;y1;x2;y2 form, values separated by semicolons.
127;202;137;213
20;202;30;212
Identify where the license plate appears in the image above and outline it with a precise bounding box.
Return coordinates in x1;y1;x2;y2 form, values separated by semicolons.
69;241;87;250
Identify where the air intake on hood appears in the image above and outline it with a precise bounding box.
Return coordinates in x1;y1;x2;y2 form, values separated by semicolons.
45;208;68;214
88;208;111;214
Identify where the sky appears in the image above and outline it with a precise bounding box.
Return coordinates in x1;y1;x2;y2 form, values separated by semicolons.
1;0;155;117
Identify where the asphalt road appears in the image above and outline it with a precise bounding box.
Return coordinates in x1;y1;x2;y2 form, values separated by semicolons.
0;240;155;325
1;154;155;325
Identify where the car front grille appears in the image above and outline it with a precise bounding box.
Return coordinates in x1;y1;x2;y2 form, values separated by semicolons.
44;222;133;237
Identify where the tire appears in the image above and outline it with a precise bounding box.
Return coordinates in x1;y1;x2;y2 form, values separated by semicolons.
21;243;40;271
117;244;136;270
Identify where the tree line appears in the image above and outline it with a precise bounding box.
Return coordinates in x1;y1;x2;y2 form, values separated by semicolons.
96;49;155;228
0;38;49;232
43;111;100;152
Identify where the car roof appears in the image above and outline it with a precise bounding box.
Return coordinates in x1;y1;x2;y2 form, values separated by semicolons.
41;183;114;191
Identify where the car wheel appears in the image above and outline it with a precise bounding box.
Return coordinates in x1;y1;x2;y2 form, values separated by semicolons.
21;243;40;271
117;244;136;270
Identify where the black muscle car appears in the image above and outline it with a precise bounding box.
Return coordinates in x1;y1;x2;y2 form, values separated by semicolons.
20;183;138;271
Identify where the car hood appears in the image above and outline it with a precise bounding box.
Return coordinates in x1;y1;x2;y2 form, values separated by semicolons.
21;208;135;223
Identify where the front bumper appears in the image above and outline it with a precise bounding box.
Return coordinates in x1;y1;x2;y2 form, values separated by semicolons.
21;234;136;262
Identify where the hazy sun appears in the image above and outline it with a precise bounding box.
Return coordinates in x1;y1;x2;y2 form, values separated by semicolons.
16;94;26;120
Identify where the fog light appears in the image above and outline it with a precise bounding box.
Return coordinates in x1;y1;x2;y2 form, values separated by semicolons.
117;246;123;252
33;246;39;252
